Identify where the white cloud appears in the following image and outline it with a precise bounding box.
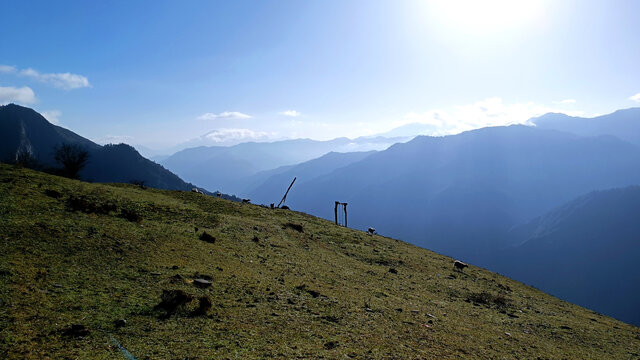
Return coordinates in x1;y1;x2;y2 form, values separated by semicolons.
0;85;36;105
0;65;16;73
396;97;585;136
41;110;61;125
279;110;301;117
630;93;640;103
203;128;274;143
0;64;90;90
197;111;252;120
553;99;576;104
19;68;91;90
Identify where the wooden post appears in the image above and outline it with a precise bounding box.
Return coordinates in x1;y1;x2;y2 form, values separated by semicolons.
334;201;339;225
343;203;348;228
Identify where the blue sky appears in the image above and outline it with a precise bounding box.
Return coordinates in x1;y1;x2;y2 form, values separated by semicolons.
1;0;639;151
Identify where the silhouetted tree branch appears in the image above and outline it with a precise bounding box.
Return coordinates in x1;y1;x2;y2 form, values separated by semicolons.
54;144;89;179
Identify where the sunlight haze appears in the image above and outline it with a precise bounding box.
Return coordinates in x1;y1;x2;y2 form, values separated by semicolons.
1;0;638;151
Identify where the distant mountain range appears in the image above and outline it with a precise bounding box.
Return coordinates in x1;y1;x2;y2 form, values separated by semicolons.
490;186;640;326
0;104;201;192
247;125;640;260
532;107;640;146
160;136;406;195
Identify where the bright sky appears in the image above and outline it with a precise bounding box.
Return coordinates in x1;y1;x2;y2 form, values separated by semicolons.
1;0;639;151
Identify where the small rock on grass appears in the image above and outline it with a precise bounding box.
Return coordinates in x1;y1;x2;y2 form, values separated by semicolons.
324;341;339;350
194;278;212;288
114;319;127;328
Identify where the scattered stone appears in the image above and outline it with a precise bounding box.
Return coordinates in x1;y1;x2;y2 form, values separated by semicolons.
252;235;259;243
324;341;339;350
150;272;162;276
53;284;63;288
411;310;420;314
320;315;340;323
194;278;212;288
504;332;512;337
388;268;398;274
395;308;403;312
199;232;216;244
171;265;179;270
560;325;572;330
295;284;320;297
114;319;127;328
62;324;90;338
427;313;436;318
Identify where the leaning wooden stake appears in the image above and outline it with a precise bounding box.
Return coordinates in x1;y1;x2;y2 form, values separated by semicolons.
277;177;297;208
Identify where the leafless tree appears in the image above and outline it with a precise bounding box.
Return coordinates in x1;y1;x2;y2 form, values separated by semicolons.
54;144;89;179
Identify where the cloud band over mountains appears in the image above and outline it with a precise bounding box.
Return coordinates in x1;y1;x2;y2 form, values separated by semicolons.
0;64;90;90
197;111;252;120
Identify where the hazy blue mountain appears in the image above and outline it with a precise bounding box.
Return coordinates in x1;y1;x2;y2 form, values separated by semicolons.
245;150;376;206
161;136;401;195
0;104;199;192
269;125;640;261
488;186;640;326
376;122;440;138
532;107;640;145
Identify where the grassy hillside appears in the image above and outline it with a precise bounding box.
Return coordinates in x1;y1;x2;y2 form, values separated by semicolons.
0;164;638;359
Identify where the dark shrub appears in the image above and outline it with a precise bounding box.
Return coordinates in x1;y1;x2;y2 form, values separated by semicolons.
283;223;304;232
155;289;193;318
467;291;510;309
120;207;143;223
199;232;216;243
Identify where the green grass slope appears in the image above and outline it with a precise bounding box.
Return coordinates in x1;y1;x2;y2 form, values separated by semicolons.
0;164;638;359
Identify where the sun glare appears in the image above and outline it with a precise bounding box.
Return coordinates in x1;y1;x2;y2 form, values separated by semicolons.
426;0;547;34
